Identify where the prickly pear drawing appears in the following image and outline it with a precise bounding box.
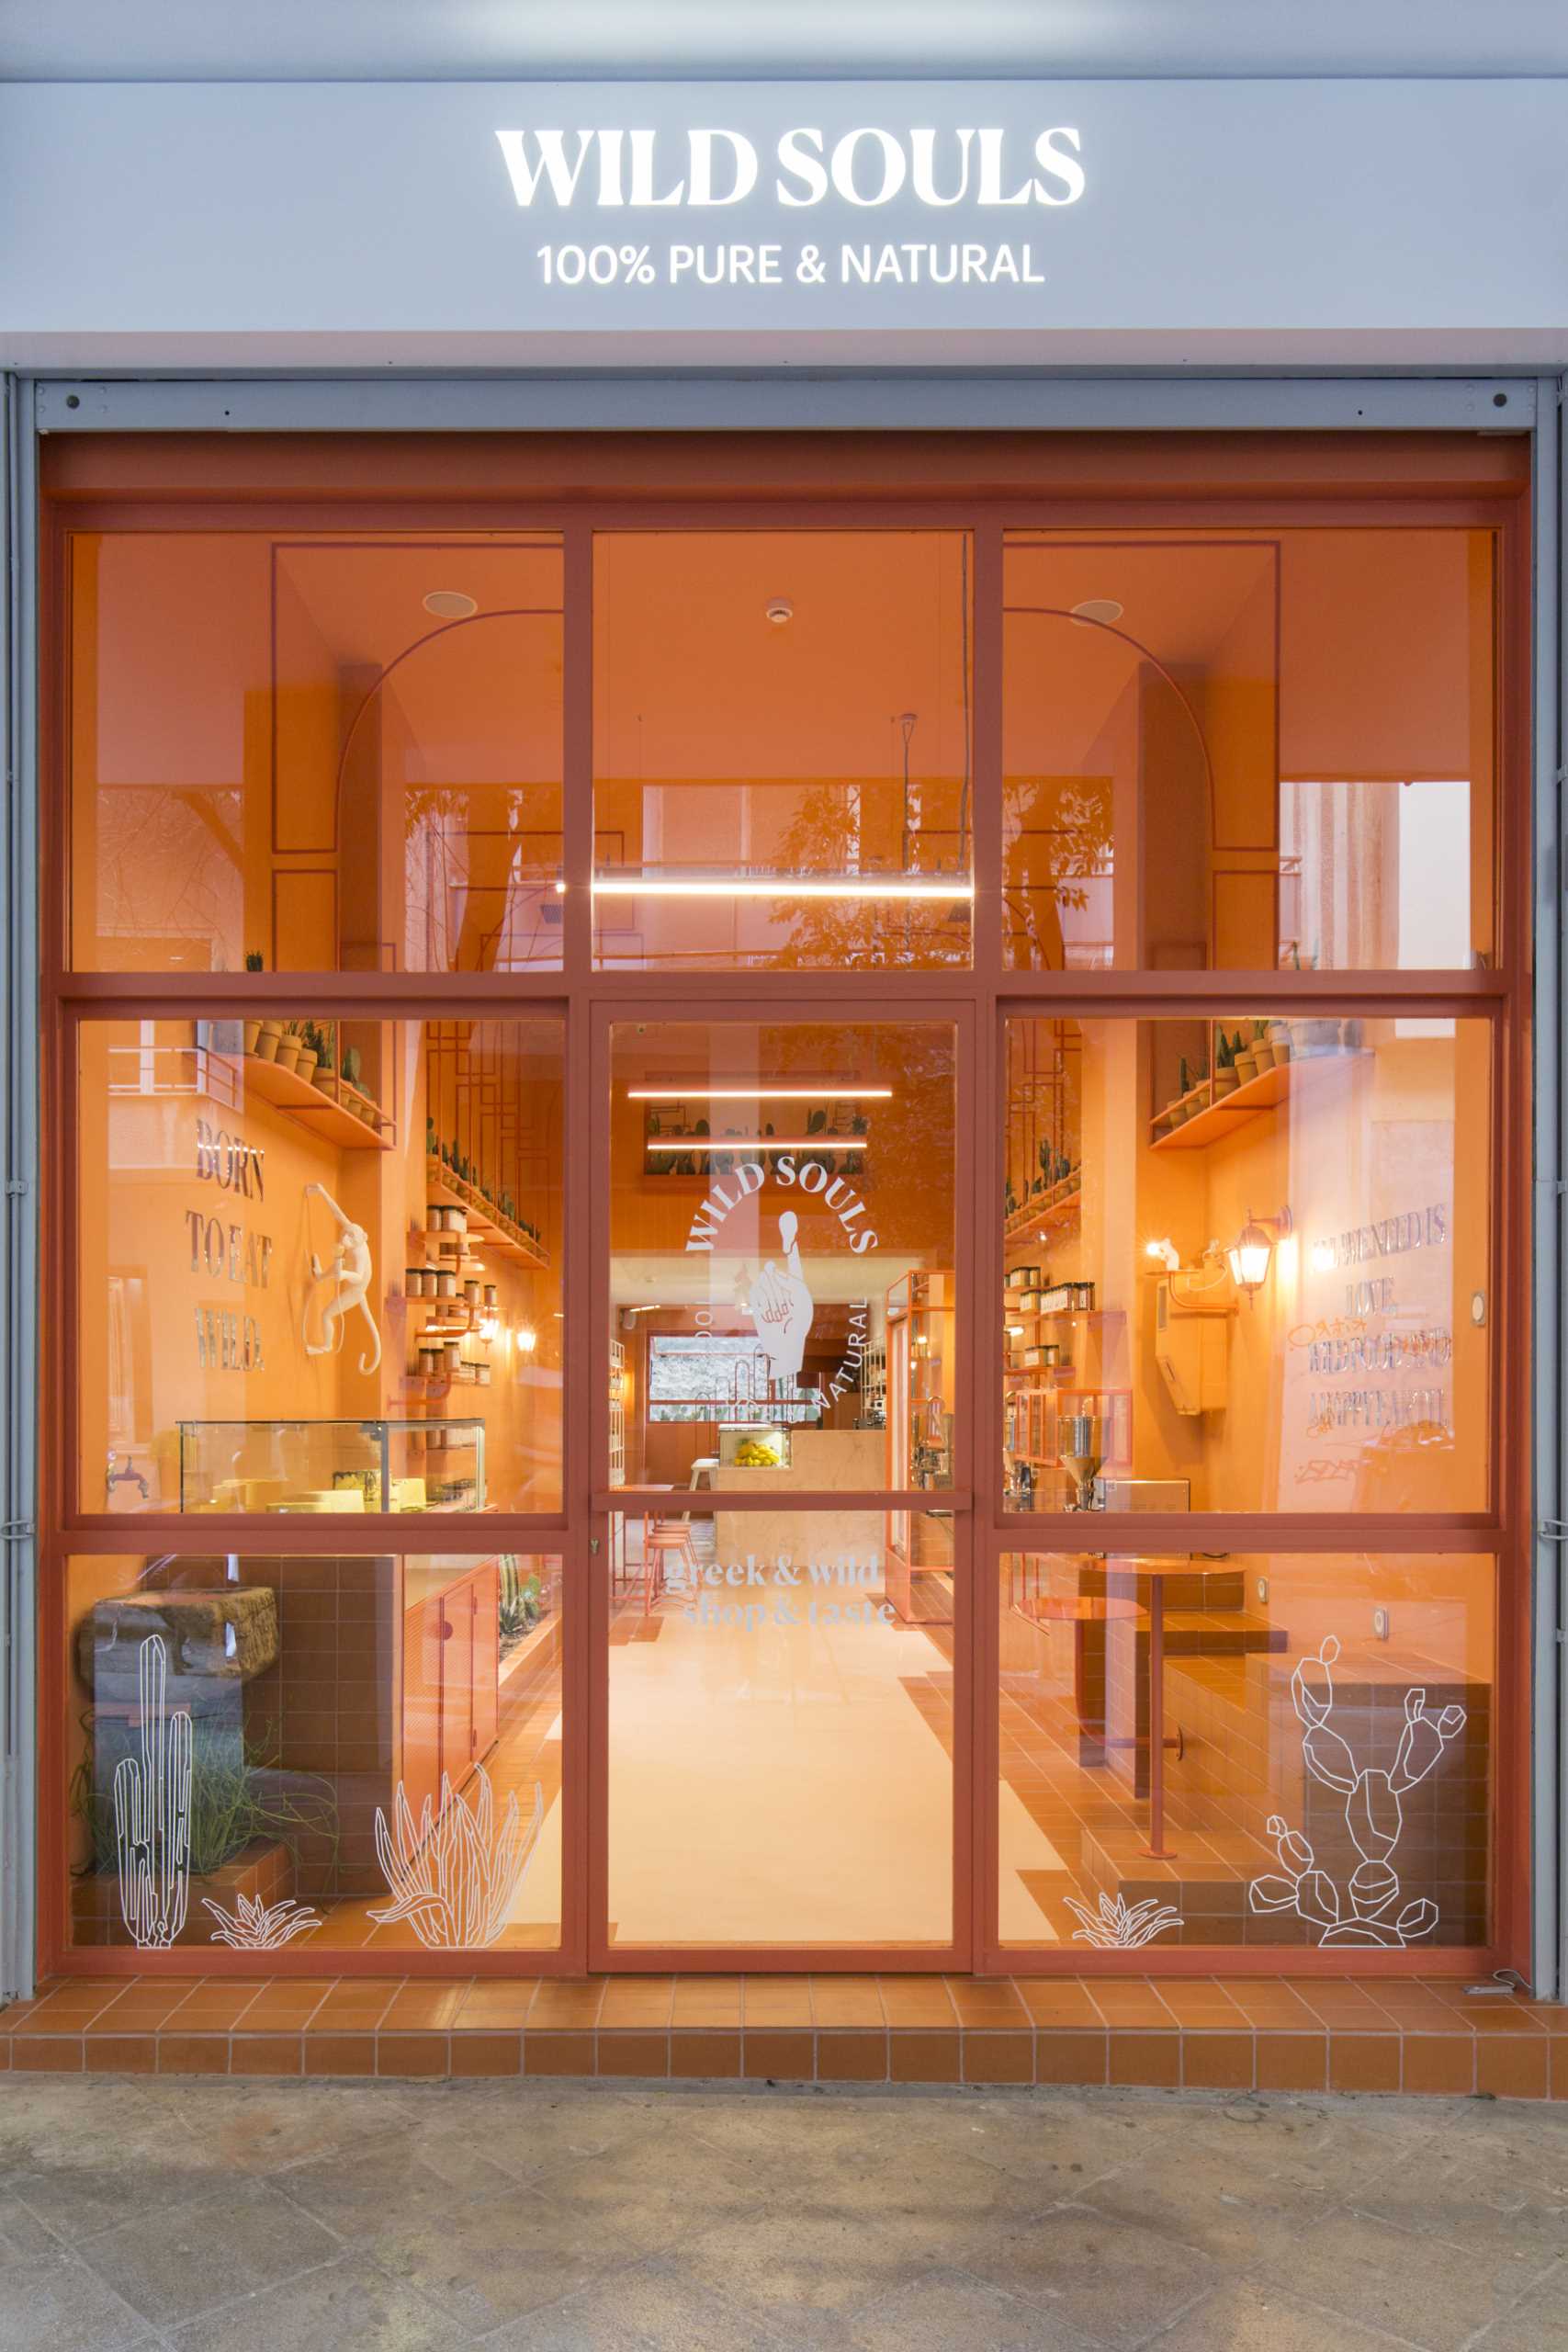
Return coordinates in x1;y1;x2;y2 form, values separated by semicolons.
112;1634;193;1949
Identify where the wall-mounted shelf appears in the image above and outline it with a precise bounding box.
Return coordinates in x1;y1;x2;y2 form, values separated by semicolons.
425;1160;549;1268
1151;1048;1366;1153
243;1049;390;1150
1004;1188;1081;1246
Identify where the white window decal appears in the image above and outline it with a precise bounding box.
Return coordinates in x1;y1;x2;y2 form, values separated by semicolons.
113;1634;193;1950
1248;1635;1466;1947
204;1892;321;1951
1063;1892;1184;1951
370;1767;545;1950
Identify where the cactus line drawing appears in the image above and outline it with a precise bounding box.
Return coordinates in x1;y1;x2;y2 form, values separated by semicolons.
1063;1891;1185;1951
203;1893;321;1951
1248;1634;1466;1948
112;1635;194;1950
370;1767;544;1950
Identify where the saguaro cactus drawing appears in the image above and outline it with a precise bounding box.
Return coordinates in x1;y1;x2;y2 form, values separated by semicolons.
370;1767;543;1950
112;1634;194;1949
1249;1634;1466;1948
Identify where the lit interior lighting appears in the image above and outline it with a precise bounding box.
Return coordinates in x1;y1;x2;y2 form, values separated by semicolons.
1311;1240;1336;1273
627;1088;893;1102
592;876;973;902
645;1135;869;1154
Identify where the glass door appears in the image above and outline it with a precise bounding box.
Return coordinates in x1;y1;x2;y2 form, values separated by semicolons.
592;1012;969;1964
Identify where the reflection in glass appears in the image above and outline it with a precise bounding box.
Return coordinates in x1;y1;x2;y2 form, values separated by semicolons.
608;1022;955;1496
65;1551;564;1952
1003;1014;1490;1513
594;532;973;970
70;533;563;973
1003;531;1493;972
607;1511;954;1948
998;1553;1493;1951
82;1016;563;1513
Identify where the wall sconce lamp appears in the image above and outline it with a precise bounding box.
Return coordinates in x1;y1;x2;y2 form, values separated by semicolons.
514;1324;538;1355
1144;1238;1180;1274
1227;1206;1293;1301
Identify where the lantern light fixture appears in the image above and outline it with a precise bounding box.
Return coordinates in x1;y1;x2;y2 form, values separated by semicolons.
1227;1206;1293;1301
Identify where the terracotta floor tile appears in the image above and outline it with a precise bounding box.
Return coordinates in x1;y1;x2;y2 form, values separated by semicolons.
85;2034;157;2075
156;2033;231;2075
945;1976;1029;2026
1287;1983;1393;2029
1013;1981;1100;2028
305;1992;395;2030
454;1985;538;2030
743;2030;815;2081
742;1981;815;2028
229;2034;304;2077
1147;1981;1247;2029
85;1992;191;2032
671;1978;743;2025
380;1986;468;2030
241;1987;333;2029
163;1987;267;2030
529;1981;606;2030
1223;1985;1319;2030
1089;1982;1176;2028
879;1981;959;2027
599;1979;674;2028
811;1978;886;2028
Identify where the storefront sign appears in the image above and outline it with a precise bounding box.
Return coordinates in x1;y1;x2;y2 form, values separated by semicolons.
684;1158;876;1407
4;79;1566;364
664;1552;895;1632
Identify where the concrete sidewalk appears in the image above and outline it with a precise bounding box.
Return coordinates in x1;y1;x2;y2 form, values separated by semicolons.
0;2074;1562;2349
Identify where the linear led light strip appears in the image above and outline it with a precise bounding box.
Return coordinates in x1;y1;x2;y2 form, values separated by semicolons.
626;1088;893;1102
646;1136;868;1153
592;876;973;901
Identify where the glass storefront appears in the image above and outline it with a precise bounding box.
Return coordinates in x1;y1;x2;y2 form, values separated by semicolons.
44;433;1526;1975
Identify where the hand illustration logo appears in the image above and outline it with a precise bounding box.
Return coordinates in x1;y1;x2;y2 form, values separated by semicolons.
746;1209;814;1385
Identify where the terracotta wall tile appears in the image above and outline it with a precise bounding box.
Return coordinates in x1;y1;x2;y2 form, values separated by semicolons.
525;2030;595;2076
595;2031;669;2078
670;2031;742;2079
304;2032;377;2075
450;2032;524;2077
376;2032;450;2077
963;2032;1034;2086
84;2033;157;2074
890;2030;961;2083
1475;2036;1550;2099
1328;2035;1402;2093
1180;2032;1255;2090
742;2030;815;2081
230;2035;304;2077
817;2032;888;2083
1402;2036;1476;2095
1109;2031;1180;2087
1255;2033;1326;2092
1034;2030;1108;2086
155;2034;231;2075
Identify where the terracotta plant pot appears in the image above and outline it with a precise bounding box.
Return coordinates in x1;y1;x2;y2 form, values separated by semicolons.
273;1036;301;1076
294;1048;318;1086
243;1019;262;1057
253;1021;283;1063
1233;1050;1258;1086
1213;1069;1239;1097
1267;1022;1292;1060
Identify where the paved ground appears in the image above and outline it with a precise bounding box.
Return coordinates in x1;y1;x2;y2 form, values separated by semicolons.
0;2074;1563;2351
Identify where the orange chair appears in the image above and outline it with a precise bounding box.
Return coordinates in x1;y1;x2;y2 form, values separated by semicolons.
642;1517;699;1618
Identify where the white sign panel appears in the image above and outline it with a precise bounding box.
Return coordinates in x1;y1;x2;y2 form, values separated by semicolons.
1;79;1566;364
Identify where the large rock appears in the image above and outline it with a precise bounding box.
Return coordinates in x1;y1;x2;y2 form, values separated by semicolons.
75;1588;280;1702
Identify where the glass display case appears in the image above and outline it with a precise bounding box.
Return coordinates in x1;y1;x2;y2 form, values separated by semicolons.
177;1418;487;1513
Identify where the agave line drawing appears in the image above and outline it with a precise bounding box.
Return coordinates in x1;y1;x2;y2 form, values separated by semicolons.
1248;1634;1466;1948
370;1767;544;1950
113;1634;194;1950
203;1892;321;1951
1064;1891;1184;1951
